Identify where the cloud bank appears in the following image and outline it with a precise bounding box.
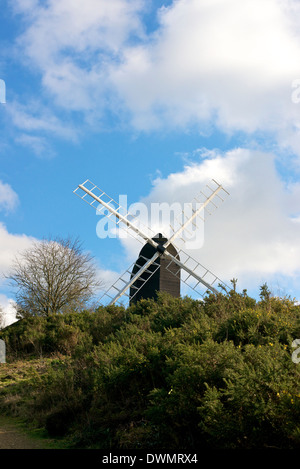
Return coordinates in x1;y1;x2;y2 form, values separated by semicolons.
120;148;300;298
8;0;300;157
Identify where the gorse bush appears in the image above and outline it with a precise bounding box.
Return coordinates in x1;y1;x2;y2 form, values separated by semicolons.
0;306;126;358
1;288;300;449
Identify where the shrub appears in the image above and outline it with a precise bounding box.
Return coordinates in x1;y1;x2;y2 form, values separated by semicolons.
1;289;300;449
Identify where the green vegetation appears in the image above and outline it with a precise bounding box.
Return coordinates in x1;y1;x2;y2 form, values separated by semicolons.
1;286;300;449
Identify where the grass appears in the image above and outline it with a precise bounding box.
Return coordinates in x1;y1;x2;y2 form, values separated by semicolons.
0;358;72;449
0;414;65;449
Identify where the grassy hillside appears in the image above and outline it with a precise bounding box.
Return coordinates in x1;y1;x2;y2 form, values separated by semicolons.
1;288;300;449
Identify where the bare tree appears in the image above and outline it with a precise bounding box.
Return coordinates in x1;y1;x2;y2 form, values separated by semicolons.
7;236;102;317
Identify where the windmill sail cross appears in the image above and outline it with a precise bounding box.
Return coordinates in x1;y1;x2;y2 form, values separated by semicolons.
74;179;229;305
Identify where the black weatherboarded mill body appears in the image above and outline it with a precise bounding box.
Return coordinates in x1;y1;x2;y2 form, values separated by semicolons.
129;233;180;305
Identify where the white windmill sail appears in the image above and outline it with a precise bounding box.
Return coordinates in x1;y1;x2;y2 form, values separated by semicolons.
100;254;161;306
165;249;227;298
168;179;228;249
73;179;156;244
74;178;229;305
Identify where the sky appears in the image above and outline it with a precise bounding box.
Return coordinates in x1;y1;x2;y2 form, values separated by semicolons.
1;0;300;325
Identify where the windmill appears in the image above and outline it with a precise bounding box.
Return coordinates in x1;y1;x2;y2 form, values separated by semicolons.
73;179;229;306
128;232;181;305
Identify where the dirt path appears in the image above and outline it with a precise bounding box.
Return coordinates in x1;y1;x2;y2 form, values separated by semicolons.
0;416;54;449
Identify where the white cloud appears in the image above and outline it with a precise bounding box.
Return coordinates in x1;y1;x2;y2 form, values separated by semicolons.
13;0;145;112
15;134;55;157
10;0;300;156
118;148;300;298
0;223;37;326
14;0;145;61
0;181;19;213
0;295;17;328
6;99;79;155
111;0;300;139
0;222;36;279
8;100;78;141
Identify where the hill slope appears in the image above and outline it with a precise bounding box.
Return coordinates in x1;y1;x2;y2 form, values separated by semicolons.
1;289;300;449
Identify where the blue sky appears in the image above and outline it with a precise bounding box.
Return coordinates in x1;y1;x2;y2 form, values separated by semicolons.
1;0;300;324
